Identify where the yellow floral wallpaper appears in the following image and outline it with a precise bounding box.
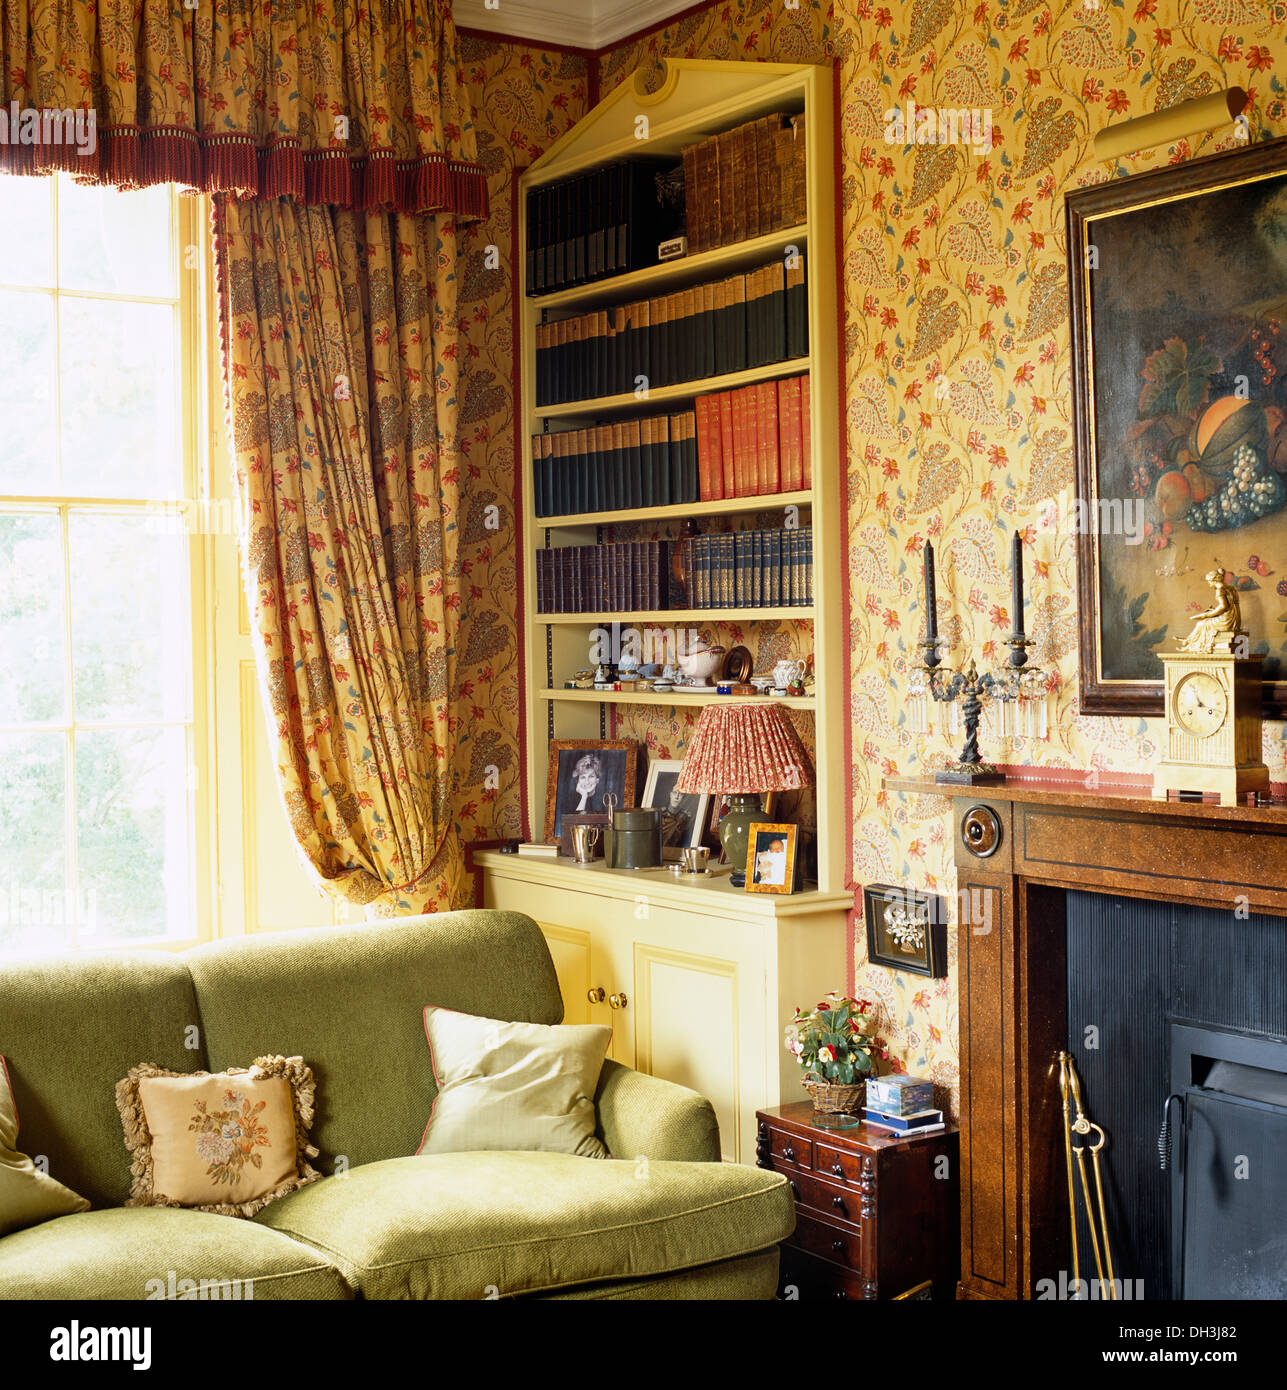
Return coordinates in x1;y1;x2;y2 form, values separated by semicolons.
453;34;589;866
596;0;1287;1111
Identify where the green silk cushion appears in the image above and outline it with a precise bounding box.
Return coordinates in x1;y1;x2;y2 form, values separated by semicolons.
419;1008;611;1159
253;1150;794;1299
0;1057;89;1236
184;911;562;1175
0;1205;351;1300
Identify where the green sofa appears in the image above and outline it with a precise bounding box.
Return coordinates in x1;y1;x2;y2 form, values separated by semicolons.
0;910;793;1300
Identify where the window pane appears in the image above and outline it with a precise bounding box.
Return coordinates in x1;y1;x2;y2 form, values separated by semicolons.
0;289;57;493
0;512;67;722
58;298;179;497
0;173;54;287
0;731;71;953
68;512;189;722
76;726;191;943
57;176;175;298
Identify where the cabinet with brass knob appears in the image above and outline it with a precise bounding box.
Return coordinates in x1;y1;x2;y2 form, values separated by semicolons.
755;1102;959;1301
474;848;850;1164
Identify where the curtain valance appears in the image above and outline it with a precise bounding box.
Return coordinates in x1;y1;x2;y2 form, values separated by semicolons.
0;0;487;217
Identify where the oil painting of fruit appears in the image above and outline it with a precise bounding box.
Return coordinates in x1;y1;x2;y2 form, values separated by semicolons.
1068;141;1287;717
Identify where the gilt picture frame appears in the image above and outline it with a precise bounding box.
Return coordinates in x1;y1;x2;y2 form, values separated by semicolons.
1066;139;1287;718
543;739;637;844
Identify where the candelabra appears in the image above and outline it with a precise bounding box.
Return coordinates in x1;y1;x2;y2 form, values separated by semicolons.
909;532;1047;785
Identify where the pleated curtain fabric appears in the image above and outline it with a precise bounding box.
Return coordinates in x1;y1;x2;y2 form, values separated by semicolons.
214;196;468;913
0;0;488;217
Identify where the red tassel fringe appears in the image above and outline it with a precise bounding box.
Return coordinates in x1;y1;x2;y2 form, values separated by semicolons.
0;124;488;220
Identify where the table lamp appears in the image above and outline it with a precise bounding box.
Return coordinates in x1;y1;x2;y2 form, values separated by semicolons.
676;702;815;887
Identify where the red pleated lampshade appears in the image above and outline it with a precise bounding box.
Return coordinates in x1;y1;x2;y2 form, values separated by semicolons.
675;703;815;795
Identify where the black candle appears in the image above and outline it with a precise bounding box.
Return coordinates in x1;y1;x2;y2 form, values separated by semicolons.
923;540;938;643
1011;530;1024;639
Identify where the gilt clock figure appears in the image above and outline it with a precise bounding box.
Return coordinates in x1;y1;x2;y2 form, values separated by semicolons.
1153;568;1269;805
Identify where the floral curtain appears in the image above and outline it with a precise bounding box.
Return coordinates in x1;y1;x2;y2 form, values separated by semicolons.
214;195;467;912
0;0;487;216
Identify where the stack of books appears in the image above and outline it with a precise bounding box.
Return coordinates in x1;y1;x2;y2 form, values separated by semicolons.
682;113;807;254
696;375;810;500
685;527;812;610
534;255;807;406
862;1075;945;1137
527;158;672;295
532;412;698;518
535;540;672;615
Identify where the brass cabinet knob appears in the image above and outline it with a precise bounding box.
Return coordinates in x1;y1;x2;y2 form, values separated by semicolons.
586;987;606;1003
608;992;628;1010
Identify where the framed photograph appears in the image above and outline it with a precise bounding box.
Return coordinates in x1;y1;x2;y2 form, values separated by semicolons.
1067;139;1287;718
863;883;947;979
744;823;798;895
543;740;637;844
642;759;709;852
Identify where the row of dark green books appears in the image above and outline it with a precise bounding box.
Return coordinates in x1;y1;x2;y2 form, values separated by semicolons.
527;159;672;297
532;412;698;518
686;527;813;610
535;255;808;407
535;540;672;615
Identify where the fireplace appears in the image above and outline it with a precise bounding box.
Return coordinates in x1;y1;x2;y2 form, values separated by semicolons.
885;775;1287;1300
1065;890;1287;1299
1166;1023;1287;1299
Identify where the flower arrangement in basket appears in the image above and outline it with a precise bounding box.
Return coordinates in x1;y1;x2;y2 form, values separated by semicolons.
785;992;883;1118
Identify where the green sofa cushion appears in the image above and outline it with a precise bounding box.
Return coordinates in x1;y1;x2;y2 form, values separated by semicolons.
0;1206;351;1300
0;952;206;1208
254;1151;793;1299
537;1249;780;1300
185;912;562;1175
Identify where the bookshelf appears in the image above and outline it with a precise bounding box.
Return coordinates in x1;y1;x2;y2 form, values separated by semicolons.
516;57;844;895
480;57;848;1168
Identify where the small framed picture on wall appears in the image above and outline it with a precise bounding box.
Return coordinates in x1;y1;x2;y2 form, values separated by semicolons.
744;823;798;895
863;883;947;978
641;759;709;852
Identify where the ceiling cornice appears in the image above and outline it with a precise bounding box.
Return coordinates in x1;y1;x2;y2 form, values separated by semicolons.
453;0;697;51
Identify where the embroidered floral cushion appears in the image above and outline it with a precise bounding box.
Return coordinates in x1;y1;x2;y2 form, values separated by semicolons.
418;1007;611;1159
1;1056;90;1236
114;1057;321;1218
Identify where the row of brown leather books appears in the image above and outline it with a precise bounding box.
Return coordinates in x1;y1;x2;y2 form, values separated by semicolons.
535;540;672;615
682;113;807;255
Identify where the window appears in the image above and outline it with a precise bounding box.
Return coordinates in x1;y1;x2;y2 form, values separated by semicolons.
0;173;212;952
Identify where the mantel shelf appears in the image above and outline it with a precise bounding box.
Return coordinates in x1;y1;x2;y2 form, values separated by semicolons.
885;774;1287;824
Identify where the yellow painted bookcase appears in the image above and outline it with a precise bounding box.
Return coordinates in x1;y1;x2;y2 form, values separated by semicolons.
476;58;850;1164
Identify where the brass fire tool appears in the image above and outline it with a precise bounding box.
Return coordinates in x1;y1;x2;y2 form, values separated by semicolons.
1057;1052;1118;1300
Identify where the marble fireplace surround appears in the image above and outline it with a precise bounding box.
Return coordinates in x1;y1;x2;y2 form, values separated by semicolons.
885;776;1287;1302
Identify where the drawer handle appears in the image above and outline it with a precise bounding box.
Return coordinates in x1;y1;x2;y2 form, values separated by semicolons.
832;1195;845;1210
789;1181;799;1197
833;1290;847;1300
785;1146;796;1162
831;1239;844;1253
831;1162;844;1177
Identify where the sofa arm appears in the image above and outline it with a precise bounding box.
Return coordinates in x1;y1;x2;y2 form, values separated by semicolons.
594;1059;722;1163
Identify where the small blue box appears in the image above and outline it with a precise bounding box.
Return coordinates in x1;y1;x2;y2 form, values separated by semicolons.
866;1074;935;1117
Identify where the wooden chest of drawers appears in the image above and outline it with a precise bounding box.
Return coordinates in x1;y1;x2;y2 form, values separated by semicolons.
756;1102;960;1300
